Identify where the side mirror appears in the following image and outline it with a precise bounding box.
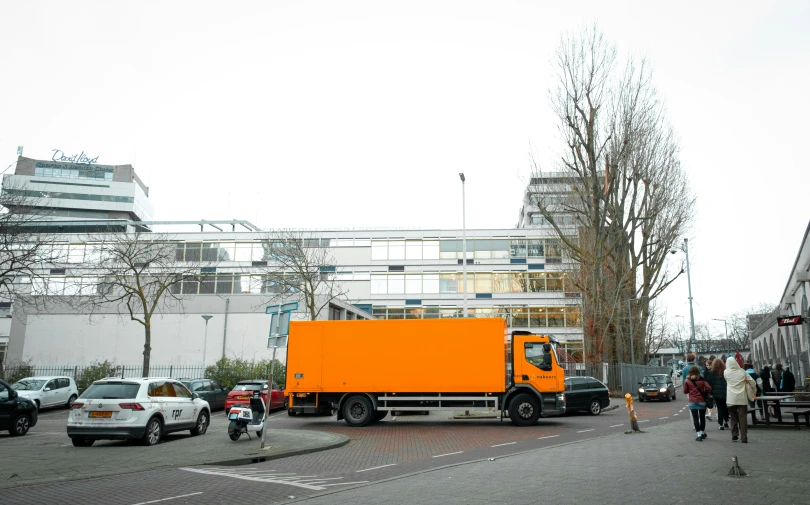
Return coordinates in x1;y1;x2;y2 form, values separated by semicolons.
192;393;199;400
44;388;51;392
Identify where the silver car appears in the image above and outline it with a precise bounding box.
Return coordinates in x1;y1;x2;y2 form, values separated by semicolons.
12;376;79;410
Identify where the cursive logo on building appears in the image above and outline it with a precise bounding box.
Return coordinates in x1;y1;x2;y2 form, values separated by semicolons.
51;149;99;165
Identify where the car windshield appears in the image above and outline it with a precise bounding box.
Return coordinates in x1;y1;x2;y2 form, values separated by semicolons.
643;376;667;385
13;379;46;391
81;383;141;399
234;383;265;391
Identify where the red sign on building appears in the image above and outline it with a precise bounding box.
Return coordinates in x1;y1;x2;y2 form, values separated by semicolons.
777;315;803;326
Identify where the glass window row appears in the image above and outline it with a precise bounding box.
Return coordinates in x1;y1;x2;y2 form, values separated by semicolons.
35;166;113;181
369;306;582;328
4;189;133;203
369;272;573;295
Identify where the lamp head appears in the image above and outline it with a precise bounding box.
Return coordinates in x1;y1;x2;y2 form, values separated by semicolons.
669;248;678;254
459;173;465;182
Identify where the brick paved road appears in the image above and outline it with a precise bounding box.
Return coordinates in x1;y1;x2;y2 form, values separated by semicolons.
0;397;689;504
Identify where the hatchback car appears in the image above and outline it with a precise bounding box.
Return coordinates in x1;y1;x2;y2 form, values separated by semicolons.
66;377;211;447
13;376;79;410
0;378;38;436
181;379;228;410
224;380;285;414
563;376;611;415
638;374;676;402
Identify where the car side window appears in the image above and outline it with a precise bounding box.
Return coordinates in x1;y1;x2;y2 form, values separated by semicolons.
192;382;206;392
201;380;214;392
46;379;58;391
564;381;573;392
172;382;192;399
58;378;70;389
149;381;169;397
572;380;589;391
0;383;9;401
587;380;603;389
210;380;222;390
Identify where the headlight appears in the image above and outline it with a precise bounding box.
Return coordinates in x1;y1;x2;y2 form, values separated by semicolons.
659;388;668;393
638;388;644;393
557;394;565;403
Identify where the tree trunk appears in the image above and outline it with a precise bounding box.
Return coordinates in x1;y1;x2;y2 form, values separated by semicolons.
142;319;152;377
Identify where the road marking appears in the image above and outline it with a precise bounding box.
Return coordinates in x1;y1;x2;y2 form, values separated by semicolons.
491;442;516;447
638;420;650;423
674;413;679;416
130;492;203;505
659;417;669;419
577;429;594;433
609;424;624;428
356;464;397;473
537;435;559;440
180;468;366;491
432;451;464;458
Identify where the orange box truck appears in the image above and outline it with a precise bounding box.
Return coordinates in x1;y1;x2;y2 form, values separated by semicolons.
285;318;566;426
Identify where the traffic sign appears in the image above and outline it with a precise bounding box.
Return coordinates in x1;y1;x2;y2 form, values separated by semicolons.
266;301;299;314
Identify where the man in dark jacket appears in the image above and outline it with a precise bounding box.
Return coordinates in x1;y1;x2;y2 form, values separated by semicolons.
772;364;784;392
782;367;796;392
760;366;774;395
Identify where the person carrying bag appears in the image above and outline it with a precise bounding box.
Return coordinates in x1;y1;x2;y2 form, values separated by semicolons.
683;366;712;441
725;357;756;443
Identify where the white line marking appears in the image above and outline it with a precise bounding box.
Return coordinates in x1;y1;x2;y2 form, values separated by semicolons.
609;424;624;428
491;442;517;447
130;492;203;505
638;420;650;423
322;481;373;487
537;435;560;440
432;451;464;458
659;417;669;419
577;429;594;433
179;468;365;491
674;413;679;416
356;464;397;473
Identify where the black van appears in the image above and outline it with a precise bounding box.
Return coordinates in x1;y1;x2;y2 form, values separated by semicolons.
0;378;38;436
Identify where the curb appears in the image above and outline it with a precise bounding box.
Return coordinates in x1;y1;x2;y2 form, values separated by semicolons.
603;404;620;412
205;434;350;466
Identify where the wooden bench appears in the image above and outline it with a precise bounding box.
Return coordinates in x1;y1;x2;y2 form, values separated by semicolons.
785;409;810;429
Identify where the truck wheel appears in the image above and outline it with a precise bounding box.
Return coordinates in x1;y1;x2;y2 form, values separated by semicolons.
374;411;388;422
508;394;540;426
343;395;373;427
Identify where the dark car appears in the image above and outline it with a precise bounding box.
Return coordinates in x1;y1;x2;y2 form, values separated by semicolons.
637;374;676;402
0;378;38;436
564;376;610;415
181;379;229;410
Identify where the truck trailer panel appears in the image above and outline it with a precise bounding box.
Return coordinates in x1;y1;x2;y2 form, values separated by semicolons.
286;318;508;394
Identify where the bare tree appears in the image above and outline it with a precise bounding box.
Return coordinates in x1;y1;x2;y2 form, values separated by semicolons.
641;302;668;364
530;24;695;364
258;229;348;320
78;231;209;376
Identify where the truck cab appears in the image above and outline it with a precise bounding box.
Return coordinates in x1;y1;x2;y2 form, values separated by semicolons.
507;332;566;424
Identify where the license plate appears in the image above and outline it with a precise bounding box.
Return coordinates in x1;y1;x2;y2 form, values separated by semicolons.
237;395;250;400
90;411;112;418
229;414;238;420
648;393;658;397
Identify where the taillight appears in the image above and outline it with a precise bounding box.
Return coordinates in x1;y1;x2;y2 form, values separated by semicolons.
118;403;145;411
70;402;84;410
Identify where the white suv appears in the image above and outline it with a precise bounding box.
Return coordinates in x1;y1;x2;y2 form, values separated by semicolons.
13;376;79;410
67;377;211;447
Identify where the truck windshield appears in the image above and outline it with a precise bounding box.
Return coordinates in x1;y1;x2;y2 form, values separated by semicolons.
525;342;553;368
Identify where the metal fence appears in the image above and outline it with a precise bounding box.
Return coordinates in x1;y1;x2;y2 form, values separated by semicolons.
1;364;208;384
560;362;670;395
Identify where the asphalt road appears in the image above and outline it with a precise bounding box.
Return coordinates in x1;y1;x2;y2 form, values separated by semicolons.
0;397;689;505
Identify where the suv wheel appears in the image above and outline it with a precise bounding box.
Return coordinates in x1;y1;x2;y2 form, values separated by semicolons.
191;411;209;436
71;437;95;447
10;414;31;436
142;417;162;446
588;399;602;416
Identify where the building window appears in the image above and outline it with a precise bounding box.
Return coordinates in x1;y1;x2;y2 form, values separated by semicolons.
0;343;6;366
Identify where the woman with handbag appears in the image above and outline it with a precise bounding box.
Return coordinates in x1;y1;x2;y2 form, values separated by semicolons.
725;357;757;443
683;365;712;441
706;358;729;430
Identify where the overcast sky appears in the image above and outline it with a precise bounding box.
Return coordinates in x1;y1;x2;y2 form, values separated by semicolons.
1;1;808;332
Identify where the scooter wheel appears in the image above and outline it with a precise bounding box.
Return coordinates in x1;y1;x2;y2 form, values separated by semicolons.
229;431;241;441
256;429;263;437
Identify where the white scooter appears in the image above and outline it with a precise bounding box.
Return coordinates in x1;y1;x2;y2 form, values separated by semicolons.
227;391;266;441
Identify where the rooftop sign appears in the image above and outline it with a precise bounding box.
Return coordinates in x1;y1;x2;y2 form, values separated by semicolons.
51;149;99;165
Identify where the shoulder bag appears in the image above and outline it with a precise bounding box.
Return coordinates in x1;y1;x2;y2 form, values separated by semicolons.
691;379;714;409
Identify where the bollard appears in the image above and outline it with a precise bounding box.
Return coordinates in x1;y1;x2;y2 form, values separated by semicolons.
624;393;644;434
728;456;747;477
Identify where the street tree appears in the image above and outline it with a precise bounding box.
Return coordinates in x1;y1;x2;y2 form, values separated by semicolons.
530;24;695;364
259;229;348;320
79;231;210;376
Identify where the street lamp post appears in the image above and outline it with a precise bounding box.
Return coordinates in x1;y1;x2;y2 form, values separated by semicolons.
201;315;213;367
670;239;696;354
712;318;728;355
459;173;468;318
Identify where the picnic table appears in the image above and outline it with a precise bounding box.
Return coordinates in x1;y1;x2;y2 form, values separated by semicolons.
752;395;810;427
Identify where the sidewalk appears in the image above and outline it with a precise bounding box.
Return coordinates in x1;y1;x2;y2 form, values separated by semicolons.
294;416;810;504
0;415;348;489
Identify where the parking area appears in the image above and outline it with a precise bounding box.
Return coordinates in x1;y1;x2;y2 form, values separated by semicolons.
0;408;347;489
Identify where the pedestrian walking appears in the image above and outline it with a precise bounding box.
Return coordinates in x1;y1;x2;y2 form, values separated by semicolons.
744;362;762;410
760;365;774;395
781;366;796;392
706;358;729;430
772;364;784;392
681;354;698;385
705;356;715;420
725;357;756;443
683;365;712;441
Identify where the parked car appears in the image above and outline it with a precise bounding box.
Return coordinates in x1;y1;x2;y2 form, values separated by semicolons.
181;379;228;411
563;376;610;415
224;380;285;414
637;374;676;402
12;376;79;410
0;378;38;436
67;377;211;447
